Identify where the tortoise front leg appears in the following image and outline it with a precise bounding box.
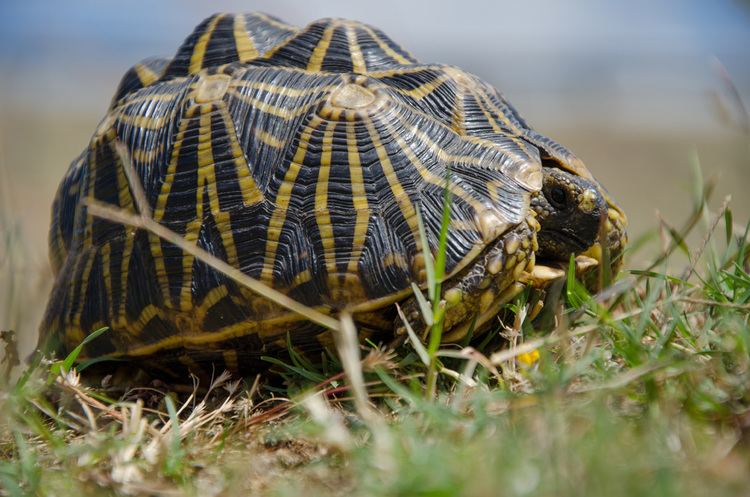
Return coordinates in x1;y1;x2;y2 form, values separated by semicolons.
395;218;538;343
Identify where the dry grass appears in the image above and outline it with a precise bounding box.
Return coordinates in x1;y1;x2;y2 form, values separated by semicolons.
1;143;750;496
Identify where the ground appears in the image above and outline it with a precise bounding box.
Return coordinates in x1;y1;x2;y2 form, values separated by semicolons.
1;171;750;497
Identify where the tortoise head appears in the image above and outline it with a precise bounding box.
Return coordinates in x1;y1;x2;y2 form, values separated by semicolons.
531;167;607;261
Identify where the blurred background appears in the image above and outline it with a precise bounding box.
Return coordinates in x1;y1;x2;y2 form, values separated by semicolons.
1;0;749;356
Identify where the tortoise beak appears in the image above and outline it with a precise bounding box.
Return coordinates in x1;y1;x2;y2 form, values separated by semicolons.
526;200;626;290
525;255;599;288
578;201;628;289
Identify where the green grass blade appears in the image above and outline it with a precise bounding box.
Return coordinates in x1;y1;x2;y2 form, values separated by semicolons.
396;304;430;367
48;327;109;379
410;283;434;327
164;395;186;480
261;356;326;383
724;208;733;245
415;205;436;301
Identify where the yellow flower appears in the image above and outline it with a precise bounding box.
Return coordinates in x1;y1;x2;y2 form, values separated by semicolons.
517;349;540;366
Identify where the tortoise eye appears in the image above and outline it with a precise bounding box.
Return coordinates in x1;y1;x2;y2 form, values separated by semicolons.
549;186;567;209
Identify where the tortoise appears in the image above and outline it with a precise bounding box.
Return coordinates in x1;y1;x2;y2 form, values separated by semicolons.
39;13;627;377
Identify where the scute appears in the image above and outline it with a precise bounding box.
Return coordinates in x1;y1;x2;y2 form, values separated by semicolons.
162;13;297;79
330;82;377;109
110;57;170;108
261;18;417;73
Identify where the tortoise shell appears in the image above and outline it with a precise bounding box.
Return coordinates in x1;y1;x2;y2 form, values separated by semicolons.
40;14;624;375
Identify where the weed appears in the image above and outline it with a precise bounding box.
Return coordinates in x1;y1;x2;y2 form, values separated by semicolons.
1;151;749;496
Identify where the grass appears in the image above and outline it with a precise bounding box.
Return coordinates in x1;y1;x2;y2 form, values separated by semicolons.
1;158;749;496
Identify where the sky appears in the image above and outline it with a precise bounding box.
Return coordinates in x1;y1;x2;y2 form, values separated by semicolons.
1;0;749;133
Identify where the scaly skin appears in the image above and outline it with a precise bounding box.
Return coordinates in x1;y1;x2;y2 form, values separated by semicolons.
396;217;537;342
397;166;616;341
531;167;607;261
